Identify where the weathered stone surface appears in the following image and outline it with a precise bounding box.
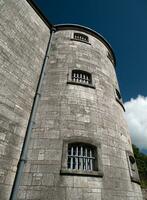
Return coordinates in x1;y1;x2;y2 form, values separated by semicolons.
0;1;143;200
0;0;49;199
18;28;143;200
142;189;147;200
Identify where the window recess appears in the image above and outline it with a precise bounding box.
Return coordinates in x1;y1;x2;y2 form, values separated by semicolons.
60;140;103;177
67;70;95;89
74;33;89;42
126;151;140;184
71;32;91;44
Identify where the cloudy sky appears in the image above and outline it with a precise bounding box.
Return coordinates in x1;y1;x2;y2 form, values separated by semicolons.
124;96;147;154
32;0;147;153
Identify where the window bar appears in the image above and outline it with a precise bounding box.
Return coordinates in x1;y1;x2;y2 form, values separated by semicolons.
75;146;78;169
76;73;79;82
70;146;73;169
80;73;82;82
83;147;85;170
73;73;76;82
75;73;77;82
85;148;88;170
83;74;85;83
87;148;90;170
87;75;89;84
80;146;83;170
90;149;93;170
86;75;89;84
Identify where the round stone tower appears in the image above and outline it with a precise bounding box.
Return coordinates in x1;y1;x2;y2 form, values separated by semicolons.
18;24;143;200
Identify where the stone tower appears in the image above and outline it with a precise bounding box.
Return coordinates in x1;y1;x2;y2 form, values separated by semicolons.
17;24;142;199
0;1;143;200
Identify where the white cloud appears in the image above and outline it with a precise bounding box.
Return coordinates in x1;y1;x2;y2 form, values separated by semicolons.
124;95;147;150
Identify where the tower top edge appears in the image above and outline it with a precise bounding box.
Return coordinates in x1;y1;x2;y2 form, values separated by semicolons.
54;24;116;67
26;0;116;67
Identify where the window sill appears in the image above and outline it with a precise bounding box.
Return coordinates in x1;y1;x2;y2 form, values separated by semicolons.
70;38;91;45
60;169;103;177
67;81;95;89
131;177;141;185
116;98;125;112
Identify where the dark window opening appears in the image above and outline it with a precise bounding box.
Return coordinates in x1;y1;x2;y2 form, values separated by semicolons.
107;52;114;65
126;151;140;184
115;88;125;111
74;33;89;43
72;70;92;85
129;155;136;171
116;89;122;100
67;143;97;171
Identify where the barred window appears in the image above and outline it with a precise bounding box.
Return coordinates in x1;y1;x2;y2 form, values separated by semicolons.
72;70;92;85
61;140;103;177
74;33;89;42
67;143;96;171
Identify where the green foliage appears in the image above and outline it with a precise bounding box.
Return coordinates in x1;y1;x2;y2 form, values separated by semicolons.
132;144;147;188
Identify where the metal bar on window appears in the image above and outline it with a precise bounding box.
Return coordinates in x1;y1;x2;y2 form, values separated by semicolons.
86;75;88;84
90;149;93;170
70;147;73;169
85;148;88;170
80;73;82;82
83;74;85;83
73;73;76;81
80;146;83;170
67;144;95;171
75;146;78;169
76;73;78;82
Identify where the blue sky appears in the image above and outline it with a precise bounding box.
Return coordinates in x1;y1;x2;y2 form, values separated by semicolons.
32;0;147;102
32;0;147;153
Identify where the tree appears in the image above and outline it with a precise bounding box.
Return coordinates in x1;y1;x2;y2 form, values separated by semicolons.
132;144;147;188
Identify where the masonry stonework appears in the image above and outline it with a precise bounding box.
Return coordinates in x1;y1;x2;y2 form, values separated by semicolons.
17;26;142;199
143;189;147;200
0;0;49;199
0;1;144;200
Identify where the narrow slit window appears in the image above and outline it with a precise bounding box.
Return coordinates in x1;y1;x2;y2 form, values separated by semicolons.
72;70;92;85
126;151;140;184
74;33;89;43
116;89;122;100
107;51;114;65
129;155;136;172
67;143;96;171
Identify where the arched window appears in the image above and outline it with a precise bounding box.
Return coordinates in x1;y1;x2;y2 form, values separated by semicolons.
67;143;97;171
72;70;92;85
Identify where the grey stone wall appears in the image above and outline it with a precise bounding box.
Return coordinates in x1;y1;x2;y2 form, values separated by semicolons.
18;28;143;200
142;189;147;200
0;0;49;199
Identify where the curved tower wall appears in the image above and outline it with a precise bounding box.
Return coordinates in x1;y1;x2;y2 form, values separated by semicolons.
18;26;142;200
0;0;50;199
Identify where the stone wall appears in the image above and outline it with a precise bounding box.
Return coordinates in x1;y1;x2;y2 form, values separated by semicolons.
0;0;49;199
17;27;143;200
142;189;147;200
